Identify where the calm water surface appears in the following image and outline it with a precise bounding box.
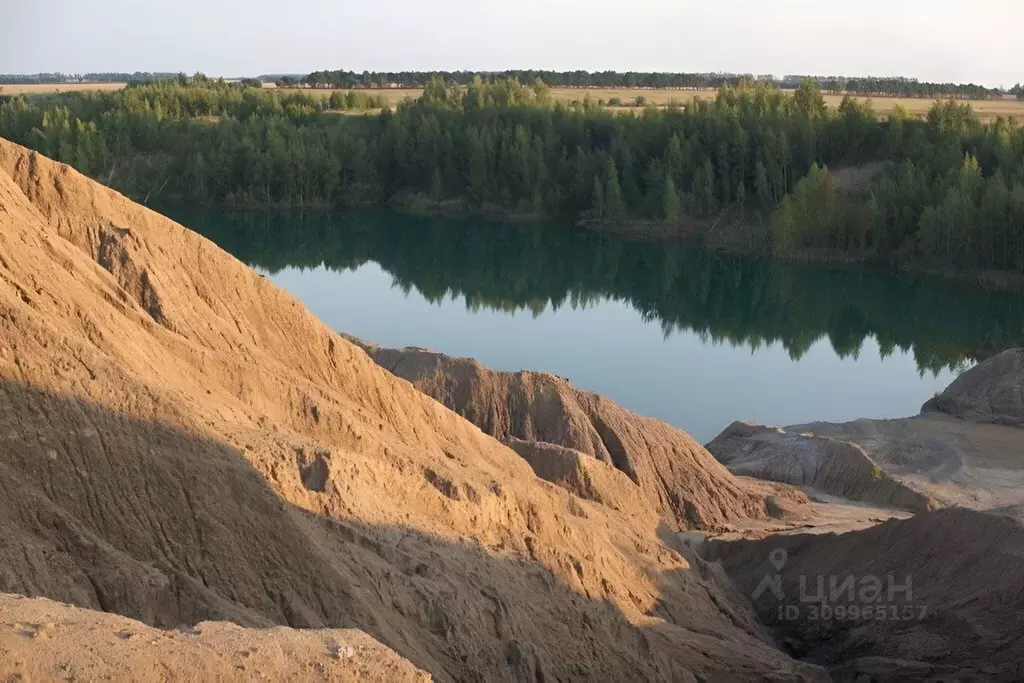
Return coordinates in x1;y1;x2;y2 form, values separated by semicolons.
166;209;1024;442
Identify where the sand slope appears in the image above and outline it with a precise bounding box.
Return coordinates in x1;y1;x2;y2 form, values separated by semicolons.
0;139;821;680
349;340;777;530
0;593;429;682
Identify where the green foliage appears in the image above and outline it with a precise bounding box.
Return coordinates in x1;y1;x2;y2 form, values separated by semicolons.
298;69;1005;100
663;174;681;222
772;164;844;251
604;158;624;218
766;101;1024;271
795;78;828;119
591;175;605;217
1;75;1023;273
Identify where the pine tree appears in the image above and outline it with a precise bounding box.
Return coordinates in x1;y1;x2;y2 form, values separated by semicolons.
754;160;771;212
467;129;488;203
772;196;798;251
665;133;684;181
605;159;624;218
980;172;1009;268
591;175;605;217
1009;183;1024;270
663;174;681;222
695;161;717;216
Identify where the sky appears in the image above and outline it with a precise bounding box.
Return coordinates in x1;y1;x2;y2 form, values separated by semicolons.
2;0;1021;87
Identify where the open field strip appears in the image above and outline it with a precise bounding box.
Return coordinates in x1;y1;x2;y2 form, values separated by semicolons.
4;82;1021;120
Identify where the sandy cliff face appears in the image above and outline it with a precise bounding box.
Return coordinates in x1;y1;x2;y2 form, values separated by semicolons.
0;139;820;680
349;340;778;531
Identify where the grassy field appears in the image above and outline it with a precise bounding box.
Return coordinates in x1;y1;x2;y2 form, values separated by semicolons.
5;81;1022;121
273;86;1024;121
820;93;1024;121
574;88;1024;121
0;82;127;95
269;85;716;108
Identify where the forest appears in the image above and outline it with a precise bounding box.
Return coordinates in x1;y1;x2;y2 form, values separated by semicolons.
1;74;1023;275
300;70;1006;100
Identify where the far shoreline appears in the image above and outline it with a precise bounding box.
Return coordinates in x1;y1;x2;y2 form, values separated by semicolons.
151;192;1024;294
392;193;1024;292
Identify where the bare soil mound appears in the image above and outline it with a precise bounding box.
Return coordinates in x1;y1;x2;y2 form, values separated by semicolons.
704;508;1024;681
0;593;429;682
788;413;1024;509
706;422;937;513
0;139;819;680
348;339;775;531
924;349;1024;426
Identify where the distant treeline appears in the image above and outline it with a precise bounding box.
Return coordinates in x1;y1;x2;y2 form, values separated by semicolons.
1;74;1023;276
299;69;1006;100
786;75;1003;100
0;72;178;84
5;70;1008;101
299;70;765;91
1013;84;1024;100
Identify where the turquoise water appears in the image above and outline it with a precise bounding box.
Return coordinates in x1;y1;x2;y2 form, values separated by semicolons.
167;209;1024;442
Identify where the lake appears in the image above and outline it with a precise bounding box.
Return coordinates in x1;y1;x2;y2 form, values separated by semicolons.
165;208;1024;443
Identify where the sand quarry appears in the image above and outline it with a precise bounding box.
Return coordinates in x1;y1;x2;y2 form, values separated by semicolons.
1;137;1023;680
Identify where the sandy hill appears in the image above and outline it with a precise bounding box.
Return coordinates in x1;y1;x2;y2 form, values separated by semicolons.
348;339;786;531
0;138;823;679
0;593;429;682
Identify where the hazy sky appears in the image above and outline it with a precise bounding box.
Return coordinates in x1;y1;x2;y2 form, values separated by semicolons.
2;0;1021;87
